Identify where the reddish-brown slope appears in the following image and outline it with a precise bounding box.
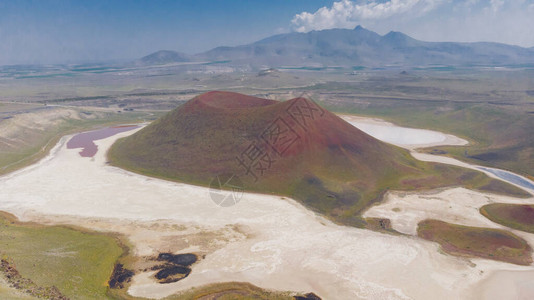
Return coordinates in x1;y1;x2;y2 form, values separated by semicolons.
109;91;514;226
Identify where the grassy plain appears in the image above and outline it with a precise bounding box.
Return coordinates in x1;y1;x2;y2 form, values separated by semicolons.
0;212;123;299
481;204;534;234
417;219;532;265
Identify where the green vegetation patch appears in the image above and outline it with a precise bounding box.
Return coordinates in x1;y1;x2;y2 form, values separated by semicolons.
0;212;123;299
481;203;534;234
417;219;532;265
166;281;301;300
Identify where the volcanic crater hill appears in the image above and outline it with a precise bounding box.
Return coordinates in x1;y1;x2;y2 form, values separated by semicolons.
109;91;526;226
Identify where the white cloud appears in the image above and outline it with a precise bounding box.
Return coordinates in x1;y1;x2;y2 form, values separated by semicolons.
290;0;534;47
291;0;442;33
489;0;505;12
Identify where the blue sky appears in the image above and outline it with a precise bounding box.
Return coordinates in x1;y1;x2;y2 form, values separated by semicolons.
0;0;330;65
1;0;533;65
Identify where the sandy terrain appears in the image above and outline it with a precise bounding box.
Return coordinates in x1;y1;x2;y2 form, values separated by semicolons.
364;187;534;237
347;115;534;299
0;116;532;299
354;116;534;300
0;107;82;151
0;129;466;299
364;187;534;300
474;270;534;300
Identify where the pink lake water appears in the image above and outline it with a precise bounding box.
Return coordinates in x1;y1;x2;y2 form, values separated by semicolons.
67;125;139;157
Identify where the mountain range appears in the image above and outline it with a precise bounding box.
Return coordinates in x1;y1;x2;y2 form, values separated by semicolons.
139;26;534;68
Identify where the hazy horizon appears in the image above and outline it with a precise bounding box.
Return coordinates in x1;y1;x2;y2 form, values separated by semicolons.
1;0;533;65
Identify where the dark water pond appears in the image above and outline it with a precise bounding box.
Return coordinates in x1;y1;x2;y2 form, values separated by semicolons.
67;125;138;157
157;253;197;266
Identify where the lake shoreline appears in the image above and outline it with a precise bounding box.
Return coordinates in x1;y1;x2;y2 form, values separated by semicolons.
0;115;532;299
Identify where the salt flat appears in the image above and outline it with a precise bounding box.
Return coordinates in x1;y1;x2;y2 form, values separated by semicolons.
0;117;532;299
340;115;468;149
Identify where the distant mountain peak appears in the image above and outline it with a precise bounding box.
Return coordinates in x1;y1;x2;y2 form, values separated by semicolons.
152;50;176;55
381;31;418;46
138;27;534;67
139;50;190;65
352;25;376;35
383;31;409;38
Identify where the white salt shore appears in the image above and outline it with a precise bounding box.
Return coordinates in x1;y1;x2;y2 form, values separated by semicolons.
0;117;532;299
340;115;468;149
